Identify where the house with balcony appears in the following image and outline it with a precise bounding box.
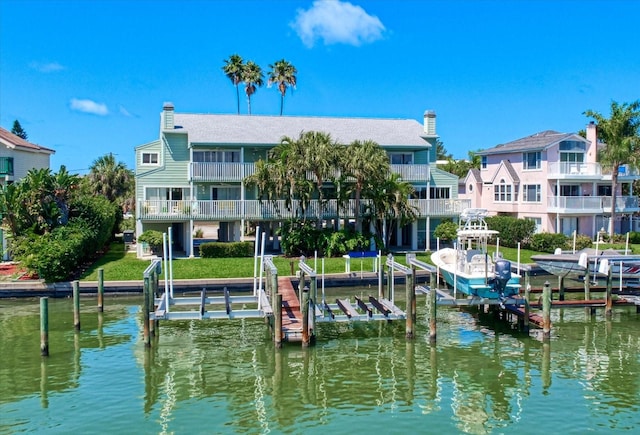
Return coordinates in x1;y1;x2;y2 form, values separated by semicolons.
460;122;640;237
134;103;469;257
0;126;55;259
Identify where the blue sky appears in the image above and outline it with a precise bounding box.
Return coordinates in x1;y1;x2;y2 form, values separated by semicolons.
1;0;639;174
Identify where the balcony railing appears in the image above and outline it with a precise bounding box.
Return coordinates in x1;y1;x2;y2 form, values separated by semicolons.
138;198;469;221
390;164;429;181
190;163;255;182
547;162;601;177
548;195;640;213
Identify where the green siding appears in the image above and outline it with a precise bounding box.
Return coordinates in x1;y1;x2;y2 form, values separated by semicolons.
431;168;459;198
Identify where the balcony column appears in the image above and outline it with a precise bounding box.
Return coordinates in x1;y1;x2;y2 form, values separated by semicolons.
241;148;245;242
426;216;431;251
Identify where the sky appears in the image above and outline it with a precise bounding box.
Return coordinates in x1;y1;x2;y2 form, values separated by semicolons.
1;0;639;174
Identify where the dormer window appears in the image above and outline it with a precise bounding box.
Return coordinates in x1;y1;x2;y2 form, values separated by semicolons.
494;178;512;202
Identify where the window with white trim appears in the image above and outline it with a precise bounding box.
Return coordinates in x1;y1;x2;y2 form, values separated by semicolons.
389;153;413;164
523;184;541;202
494;179;512;202
481;156;487;169
193;150;240;162
430;187;450;199
523;151;541;170
142;152;159;165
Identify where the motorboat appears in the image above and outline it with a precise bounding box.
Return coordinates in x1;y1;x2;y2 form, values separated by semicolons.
430;209;520;299
532;247;640;280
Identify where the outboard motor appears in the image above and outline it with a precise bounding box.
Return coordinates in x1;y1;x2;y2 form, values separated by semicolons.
493;259;512;296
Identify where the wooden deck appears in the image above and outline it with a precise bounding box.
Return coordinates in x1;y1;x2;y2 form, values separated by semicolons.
278;277;303;341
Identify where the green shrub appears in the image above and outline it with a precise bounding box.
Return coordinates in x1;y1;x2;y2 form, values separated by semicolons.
433;220;458;241
199;241;254;258
530;233;568;253
629;232;640;244
485;216;536;248
137;230;164;252
568;234;593;251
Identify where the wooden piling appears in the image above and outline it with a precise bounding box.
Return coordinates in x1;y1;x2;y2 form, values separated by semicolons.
605;265;613;318
523;283;531;334
97;268;104;312
72;280;80;331
274;293;283;348
584;267;591;300
558;276;565;301
302;286;310;347
143;275;151;347
542;281;551;340
428;277;437;343
40;297;49;356
406;267;415;339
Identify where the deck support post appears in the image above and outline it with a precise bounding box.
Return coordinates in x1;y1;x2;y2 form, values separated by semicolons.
542;281;551;340
40;297;49;356
143;275;151;347
605;266;613;318
274;293;283;348
302;286;310;347
97;268;104;312
73;280;80;331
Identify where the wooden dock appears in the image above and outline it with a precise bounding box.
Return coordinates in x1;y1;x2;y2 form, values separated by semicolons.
277;277;303;342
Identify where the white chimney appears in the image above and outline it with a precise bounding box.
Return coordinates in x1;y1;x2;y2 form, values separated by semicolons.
586;121;597;163
424;110;437;136
162;102;175;130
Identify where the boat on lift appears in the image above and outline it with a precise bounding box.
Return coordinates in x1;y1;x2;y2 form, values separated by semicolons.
430;208;520;300
532;247;640;281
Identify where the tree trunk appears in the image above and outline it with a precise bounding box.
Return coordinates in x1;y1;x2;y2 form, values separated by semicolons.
610;168;619;238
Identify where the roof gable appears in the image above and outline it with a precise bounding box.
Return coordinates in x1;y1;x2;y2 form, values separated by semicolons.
0;127;55;153
478;130;586;156
490;160;520;185
171;113;431;148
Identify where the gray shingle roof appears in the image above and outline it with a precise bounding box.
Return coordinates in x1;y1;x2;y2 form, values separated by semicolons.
477;130;583;155
171;113;431;147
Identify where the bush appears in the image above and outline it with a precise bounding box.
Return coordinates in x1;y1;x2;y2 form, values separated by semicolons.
530;233;568;253
137;230;164;253
433;220;458;241
199;241;254;258
568;234;593;251
629;232;640;244
485;216;536;248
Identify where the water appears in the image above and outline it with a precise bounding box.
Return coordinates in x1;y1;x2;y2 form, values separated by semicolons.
1;289;639;434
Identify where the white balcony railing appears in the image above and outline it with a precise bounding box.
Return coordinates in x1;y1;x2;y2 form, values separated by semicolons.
547;162;601;177
190;163;255;182
138;198;469;221
390;164;429;181
548;195;640;213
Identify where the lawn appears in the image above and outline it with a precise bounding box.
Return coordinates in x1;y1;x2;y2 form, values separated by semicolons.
80;240;640;282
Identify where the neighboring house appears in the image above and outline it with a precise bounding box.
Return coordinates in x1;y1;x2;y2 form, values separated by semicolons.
0;126;55;259
134;103;469;257
459;122;640;237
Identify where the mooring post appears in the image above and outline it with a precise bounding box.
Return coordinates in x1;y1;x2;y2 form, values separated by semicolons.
386;254;393;300
275;293;283;348
558;276;565;301
406;267;415;339
429;277;437;343
40;297;49;356
605;266;613;318
543;281;551;340
523;283;531;334
143;275;151;347
72;280;80;331
302;286;310;347
584;267;591;300
97;268;104;312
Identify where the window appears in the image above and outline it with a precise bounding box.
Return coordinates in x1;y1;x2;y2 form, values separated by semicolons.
481;156;487;169
523;184;541;202
145;187;191;200
430;187;450;199
193;150;240;162
142;152;159;165
523;151;541;170
525;217;542;233
598;185;612;196
494;179;512;202
389;153;413;164
556;185;580;196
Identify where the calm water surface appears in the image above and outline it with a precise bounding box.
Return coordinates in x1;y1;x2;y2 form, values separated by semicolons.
1;288;639;434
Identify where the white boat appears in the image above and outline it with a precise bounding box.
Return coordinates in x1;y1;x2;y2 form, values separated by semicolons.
532;248;640;280
430;209;520;300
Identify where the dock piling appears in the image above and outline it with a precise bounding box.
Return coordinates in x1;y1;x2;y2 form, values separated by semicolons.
302;286;310;347
143;275;151;347
40;297;49;356
523;283;531;334
558;276;565;301
605;265;613;318
275;293;283;348
542;281;551;340
72;280;80;331
97;268;104;312
406;267;415;339
428;280;437;343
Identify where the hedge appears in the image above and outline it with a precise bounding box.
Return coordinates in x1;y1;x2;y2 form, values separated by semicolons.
199;241;254;258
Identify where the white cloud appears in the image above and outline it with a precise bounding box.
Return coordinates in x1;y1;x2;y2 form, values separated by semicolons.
119;105;133;117
70;98;109;116
29;61;65;73
291;0;385;48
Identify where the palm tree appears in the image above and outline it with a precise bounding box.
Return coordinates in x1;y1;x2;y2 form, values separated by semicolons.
222;54;244;115
242;61;264;115
342;140;390;233
584;100;640;237
369;172;418;248
267;59;297;116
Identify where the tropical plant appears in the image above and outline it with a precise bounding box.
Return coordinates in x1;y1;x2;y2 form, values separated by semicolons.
267;59;297;116
137;230;164;253
433;220;458;242
222;54;244;115
242;61;264;115
584;100;640;237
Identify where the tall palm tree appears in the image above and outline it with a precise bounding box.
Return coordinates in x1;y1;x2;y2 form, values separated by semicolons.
242;61;264;115
222;54;244;115
267;59;297;116
343;140;390;233
369;172;418;248
584;100;640;237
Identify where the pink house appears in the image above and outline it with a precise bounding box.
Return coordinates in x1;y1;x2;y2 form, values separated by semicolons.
460;122;640;238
